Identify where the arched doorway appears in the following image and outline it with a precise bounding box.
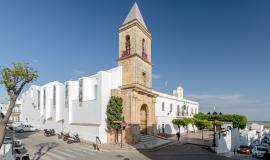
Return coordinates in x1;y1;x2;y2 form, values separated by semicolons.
140;104;147;134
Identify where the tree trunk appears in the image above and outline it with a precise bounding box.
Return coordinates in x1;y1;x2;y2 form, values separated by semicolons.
179;125;181;141
116;129;119;144
202;129;204;140
0;97;16;148
0;122;7;149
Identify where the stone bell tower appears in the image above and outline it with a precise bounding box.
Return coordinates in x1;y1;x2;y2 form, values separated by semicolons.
113;2;158;144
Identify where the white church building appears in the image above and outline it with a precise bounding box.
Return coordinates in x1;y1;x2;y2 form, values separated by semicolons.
20;3;199;143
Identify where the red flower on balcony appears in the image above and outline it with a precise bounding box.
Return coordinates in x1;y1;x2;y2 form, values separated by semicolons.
142;52;148;60
122;50;129;57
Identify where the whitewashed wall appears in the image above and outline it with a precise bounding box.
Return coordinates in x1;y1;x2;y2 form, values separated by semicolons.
154;88;199;134
20;66;122;143
216;128;261;153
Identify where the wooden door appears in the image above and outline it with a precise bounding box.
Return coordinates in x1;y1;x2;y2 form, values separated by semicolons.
140;105;147;134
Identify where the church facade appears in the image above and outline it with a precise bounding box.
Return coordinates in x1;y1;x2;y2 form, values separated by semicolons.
20;3;199;144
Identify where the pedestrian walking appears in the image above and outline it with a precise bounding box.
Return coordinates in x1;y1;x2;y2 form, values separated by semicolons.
234;147;236;155
96;136;101;151
176;132;180;142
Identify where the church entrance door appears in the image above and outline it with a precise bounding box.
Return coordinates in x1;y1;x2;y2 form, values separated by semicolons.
140;104;147;134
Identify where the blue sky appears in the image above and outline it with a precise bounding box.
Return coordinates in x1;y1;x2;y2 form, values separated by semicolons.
0;0;269;121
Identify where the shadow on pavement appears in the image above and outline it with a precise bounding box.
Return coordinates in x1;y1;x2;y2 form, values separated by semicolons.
32;142;59;160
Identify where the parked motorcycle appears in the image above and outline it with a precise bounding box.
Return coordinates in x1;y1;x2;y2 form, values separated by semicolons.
63;132;70;141
67;134;80;144
57;131;64;139
44;129;55;137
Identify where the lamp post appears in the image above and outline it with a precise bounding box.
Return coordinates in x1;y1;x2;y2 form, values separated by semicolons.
208;111;222;147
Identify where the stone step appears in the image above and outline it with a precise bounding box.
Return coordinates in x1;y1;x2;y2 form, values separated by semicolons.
139;134;157;142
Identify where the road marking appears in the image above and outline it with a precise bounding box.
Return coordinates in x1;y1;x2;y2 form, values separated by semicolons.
70;147;95;155
60;148;87;157
44;150;67;160
77;145;110;153
69;148;95;156
51;149;77;158
76;146;95;152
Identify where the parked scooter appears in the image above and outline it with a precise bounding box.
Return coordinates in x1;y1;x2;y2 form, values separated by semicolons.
44;129;55;137
63;132;70;141
57;131;64;139
67;134;80;144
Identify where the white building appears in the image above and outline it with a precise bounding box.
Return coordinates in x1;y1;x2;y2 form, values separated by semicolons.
0;100;22;123
21;67;122;143
154;86;199;134
20;3;199;143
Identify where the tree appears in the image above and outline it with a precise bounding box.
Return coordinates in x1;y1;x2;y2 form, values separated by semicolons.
194;112;247;130
184;118;194;134
106;96;123;143
172;118;188;141
194;119;212;140
0;62;38;148
194;112;209;120
215;120;224;131
219;114;247;129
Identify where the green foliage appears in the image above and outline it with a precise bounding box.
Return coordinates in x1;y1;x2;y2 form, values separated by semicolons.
215;120;224;128
106;96;123;130
0;62;38;97
184;118;194;125
219;114;247;129
194;112;208;120
194;112;247;129
194;119;212;130
183;105;187;110
172;118;188;128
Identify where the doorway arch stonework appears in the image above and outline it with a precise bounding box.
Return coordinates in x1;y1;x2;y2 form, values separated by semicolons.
140;104;148;134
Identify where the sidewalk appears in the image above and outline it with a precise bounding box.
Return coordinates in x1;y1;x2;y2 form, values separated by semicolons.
100;143;136;152
158;130;213;147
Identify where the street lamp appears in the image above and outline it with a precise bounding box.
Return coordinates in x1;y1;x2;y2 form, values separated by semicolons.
208;111;222;147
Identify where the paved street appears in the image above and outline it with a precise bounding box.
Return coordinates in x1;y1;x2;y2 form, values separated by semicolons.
5;130;250;160
141;142;232;160
8;130;148;160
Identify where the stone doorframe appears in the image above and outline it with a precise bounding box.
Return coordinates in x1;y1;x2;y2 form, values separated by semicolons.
140;104;148;134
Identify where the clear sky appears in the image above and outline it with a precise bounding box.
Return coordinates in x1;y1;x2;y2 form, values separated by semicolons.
0;0;269;121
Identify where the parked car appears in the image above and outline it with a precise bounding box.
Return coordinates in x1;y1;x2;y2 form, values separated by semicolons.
252;146;268;158
16;124;36;133
237;145;252;155
3;137;12;144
